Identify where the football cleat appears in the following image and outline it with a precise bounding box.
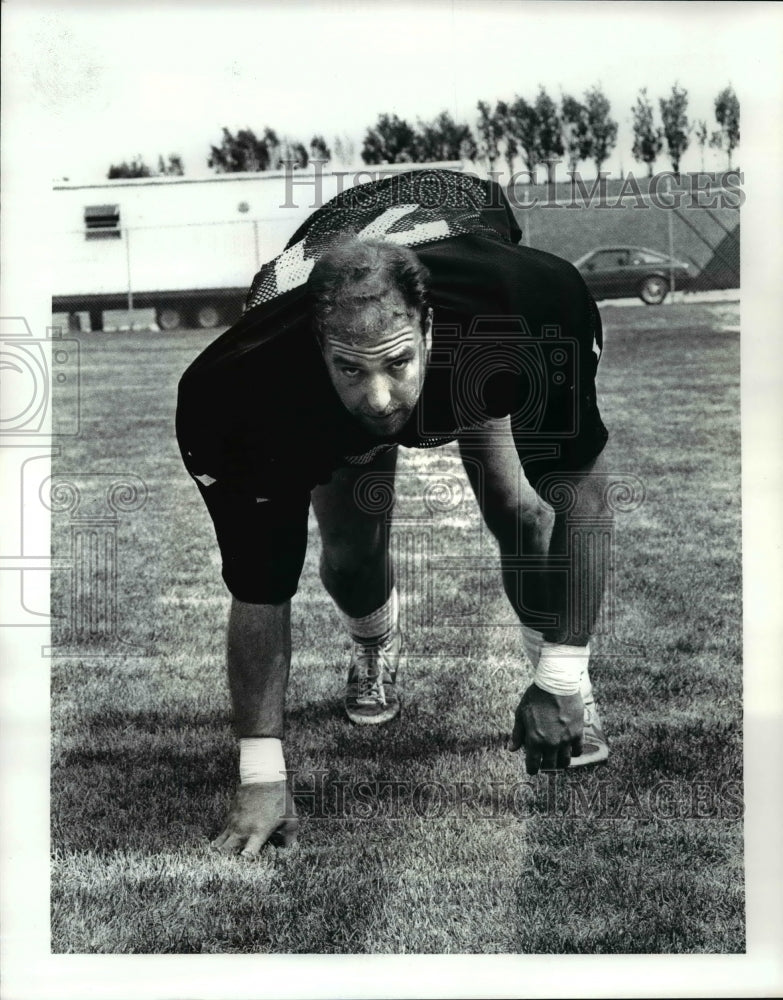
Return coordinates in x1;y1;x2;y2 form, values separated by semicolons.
344;630;401;725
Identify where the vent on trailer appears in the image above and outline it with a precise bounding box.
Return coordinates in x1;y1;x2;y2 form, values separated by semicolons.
84;204;121;240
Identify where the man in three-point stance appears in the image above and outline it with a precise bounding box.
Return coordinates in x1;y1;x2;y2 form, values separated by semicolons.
177;169;612;856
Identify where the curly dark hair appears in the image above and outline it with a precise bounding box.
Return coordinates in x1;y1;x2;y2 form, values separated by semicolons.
307;238;430;343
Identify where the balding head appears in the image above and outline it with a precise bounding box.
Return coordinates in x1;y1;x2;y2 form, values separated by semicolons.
307;238;430;345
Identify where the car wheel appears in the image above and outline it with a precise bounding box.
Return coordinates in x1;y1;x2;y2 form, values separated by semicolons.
195;303;221;329
157;306;183;331
640;276;668;305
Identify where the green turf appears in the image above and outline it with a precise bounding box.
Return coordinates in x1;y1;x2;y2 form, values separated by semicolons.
50;300;743;953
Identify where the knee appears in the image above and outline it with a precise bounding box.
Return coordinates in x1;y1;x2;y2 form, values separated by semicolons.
320;525;387;582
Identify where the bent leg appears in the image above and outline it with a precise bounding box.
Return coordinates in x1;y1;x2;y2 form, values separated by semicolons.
311;447;398;618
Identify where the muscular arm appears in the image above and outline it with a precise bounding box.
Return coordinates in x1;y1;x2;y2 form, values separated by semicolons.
227;598;292;738
210;599;298;857
459;417;609;643
459;417;610;771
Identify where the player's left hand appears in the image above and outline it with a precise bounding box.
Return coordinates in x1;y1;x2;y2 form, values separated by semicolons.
508;683;584;774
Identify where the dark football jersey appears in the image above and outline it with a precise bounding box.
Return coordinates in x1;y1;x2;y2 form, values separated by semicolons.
175;170;608;602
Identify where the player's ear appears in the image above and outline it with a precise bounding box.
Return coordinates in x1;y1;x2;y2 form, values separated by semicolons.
423;307;433;352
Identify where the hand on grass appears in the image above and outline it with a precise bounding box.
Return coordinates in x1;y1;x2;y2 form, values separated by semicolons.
211;780;298;858
508;684;584;774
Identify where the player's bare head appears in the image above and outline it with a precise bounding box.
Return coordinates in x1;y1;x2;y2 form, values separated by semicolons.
307;238;430;345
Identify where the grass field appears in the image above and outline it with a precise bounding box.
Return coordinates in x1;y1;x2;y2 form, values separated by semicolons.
50;299;743;954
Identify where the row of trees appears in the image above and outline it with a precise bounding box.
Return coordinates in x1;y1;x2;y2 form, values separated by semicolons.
105;85;739;180
632;84;739;175
206;127;332;173
360;83;739;179
107;153;184;179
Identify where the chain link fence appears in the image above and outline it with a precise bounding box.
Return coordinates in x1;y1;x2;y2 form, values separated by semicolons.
507;174;740;301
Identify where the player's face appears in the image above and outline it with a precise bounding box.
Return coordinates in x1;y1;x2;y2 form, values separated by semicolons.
322;307;433;437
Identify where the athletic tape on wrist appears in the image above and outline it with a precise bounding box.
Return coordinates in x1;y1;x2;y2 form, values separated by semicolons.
239;737;286;784
533;642;589;696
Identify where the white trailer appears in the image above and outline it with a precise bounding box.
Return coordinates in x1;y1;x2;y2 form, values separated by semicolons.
51;162;463;331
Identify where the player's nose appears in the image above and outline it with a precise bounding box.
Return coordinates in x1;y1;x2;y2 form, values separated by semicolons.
364;375;392;414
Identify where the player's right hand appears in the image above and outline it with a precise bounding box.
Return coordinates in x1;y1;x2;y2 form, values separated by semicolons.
508;683;584;775
211;780;298;858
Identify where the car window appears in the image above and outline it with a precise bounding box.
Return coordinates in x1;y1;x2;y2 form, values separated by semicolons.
630;250;667;264
588;250;628;269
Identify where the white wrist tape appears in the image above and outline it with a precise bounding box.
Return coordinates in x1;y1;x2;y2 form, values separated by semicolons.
239;737;286;784
533;642;590;696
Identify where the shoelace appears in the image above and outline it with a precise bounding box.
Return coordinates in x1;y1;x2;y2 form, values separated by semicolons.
352;640;394;704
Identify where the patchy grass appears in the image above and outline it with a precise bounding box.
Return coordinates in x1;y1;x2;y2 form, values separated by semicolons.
50;301;742;953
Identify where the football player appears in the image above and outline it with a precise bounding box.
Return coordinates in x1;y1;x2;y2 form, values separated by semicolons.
177;169;612;857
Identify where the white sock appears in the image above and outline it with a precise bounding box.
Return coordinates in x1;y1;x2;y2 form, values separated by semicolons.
522;625;594;699
239;737;286;784
340;589;398;644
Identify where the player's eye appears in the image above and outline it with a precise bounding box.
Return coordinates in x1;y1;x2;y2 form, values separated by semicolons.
340;366;360;378
389;358;410;372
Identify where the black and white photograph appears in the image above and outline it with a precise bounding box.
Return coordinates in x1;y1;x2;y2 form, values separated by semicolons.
1;1;782;996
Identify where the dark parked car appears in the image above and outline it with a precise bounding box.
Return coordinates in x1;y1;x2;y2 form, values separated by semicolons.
573;246;695;304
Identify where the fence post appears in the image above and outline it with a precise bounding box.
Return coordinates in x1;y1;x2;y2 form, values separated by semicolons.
667;178;675;300
125;226;134;311
253;219;261;270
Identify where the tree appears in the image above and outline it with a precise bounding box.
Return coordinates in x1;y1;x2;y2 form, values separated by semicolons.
208;127;271;172
263;128;282;170
476;100;504;172
694;119;708;171
157;153;184;176
108;153;185;179
659;83;690;177
502;134;518;181
502;88;564;184
561;94;592;173
533;87;564;184
310;135;331;163
281;140;308;169
415;111;476;163
493;100;515;175
711;85;740;169
505;96;539;176
361;113;418;164
333;134;356;166
631;88;663;177
584;85;618;174
458;134;478;163
107;155;153;179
